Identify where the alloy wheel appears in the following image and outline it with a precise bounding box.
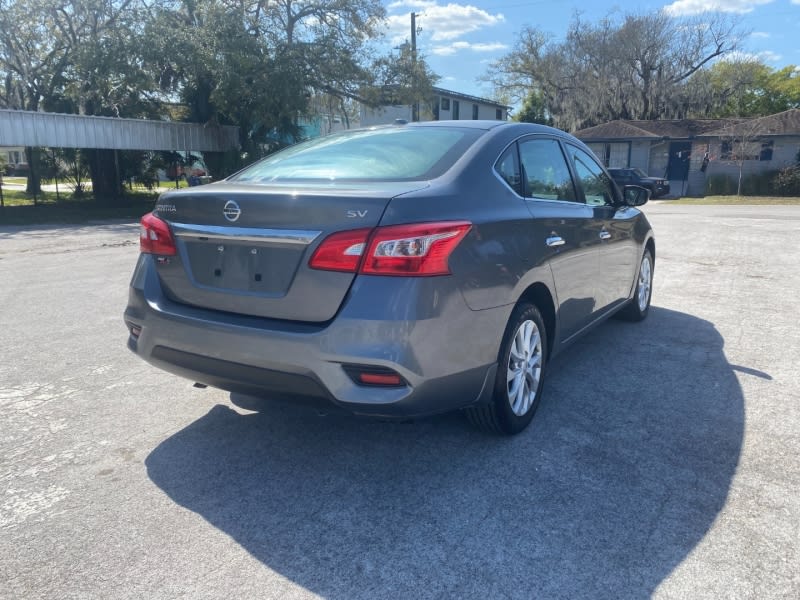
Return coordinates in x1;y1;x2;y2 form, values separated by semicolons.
638;254;652;312
507;319;543;416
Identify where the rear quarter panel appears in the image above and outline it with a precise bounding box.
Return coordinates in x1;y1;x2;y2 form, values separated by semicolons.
380;127;557;313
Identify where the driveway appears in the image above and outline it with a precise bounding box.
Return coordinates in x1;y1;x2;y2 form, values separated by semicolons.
1;204;798;598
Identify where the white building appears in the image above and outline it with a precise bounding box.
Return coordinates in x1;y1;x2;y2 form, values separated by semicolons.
361;87;510;127
1;147;26;173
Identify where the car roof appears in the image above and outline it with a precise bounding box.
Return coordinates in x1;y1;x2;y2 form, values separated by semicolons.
405;120;510;131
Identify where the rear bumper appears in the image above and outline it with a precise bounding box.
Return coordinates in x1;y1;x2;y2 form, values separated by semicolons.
125;255;508;418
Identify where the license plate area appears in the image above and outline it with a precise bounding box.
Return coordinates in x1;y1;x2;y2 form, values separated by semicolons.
184;240;304;294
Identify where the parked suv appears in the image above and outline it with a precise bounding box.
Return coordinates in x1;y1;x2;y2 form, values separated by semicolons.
125;122;655;435
607;168;669;198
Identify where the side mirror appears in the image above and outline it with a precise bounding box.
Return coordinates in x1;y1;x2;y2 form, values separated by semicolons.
623;185;650;207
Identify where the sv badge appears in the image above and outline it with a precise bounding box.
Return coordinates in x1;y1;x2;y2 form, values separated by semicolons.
347;210;368;218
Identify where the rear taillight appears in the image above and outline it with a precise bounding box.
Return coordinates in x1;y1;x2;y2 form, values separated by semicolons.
362;222;471;276
140;212;177;256
307;228;372;272
309;222;471;277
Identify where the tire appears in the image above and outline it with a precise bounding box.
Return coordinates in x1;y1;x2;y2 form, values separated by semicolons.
617;248;654;322
466;303;547;435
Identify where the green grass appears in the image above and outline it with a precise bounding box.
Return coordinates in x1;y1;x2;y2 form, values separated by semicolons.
662;195;800;205
0;176;201;225
0;189;157;225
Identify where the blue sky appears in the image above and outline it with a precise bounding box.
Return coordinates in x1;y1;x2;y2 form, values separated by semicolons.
381;0;800;102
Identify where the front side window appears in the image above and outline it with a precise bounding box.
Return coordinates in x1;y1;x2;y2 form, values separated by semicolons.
568;147;617;206
230;127;482;183
518;138;576;201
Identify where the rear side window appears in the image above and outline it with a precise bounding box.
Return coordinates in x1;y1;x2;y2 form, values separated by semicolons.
230;127;481;183
495;146;522;195
518;138;576;201
568;147;617;206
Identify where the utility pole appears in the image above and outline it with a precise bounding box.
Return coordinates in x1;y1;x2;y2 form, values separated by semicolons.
411;12;418;122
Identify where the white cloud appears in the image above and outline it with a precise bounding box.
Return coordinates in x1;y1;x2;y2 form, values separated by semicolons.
723;49;783;62
663;0;774;17
751;31;771;38
431;41;508;56
385;2;504;44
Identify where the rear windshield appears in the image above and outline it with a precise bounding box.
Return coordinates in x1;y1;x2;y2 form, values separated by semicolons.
229;127;482;183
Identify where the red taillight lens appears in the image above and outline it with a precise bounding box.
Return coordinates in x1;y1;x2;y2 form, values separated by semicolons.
308;228;372;272
140;212;177;256
362;221;471;276
309;222;471;276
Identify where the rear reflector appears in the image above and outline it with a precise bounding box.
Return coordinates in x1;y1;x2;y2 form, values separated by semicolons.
342;365;406;387
140;212;177;256
309;221;471;276
358;372;403;386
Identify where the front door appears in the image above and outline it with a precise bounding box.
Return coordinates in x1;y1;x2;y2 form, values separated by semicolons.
565;146;638;314
667;141;691;181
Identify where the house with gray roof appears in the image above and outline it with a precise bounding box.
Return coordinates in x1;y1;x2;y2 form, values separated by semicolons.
574;109;800;196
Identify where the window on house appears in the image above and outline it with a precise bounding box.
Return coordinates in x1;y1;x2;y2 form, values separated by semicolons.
721;138;763;161
452;100;460;119
472;104;479;120
760;140;774;161
440;97;450;111
496;108;502;120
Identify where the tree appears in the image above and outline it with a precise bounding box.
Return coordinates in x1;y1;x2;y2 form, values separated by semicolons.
49;0;160;198
485;10;745;131
0;0;157;199
716;118;766;196
363;41;439;110
516;90;551;125
708;60;800;117
0;0;71;194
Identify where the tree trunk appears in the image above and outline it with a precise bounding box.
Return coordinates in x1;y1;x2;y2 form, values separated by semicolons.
25;147;42;200
86;149;120;201
737;165;743;196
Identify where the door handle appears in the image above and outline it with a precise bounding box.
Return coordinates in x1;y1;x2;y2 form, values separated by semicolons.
546;235;565;247
599;230;611;240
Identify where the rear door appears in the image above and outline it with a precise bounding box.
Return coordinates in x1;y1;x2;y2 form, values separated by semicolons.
515;137;598;341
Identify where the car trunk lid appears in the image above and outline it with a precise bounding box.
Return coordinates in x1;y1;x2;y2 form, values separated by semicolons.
152;181;426;322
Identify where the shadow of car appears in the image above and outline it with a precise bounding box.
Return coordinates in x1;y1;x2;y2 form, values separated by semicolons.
146;306;744;598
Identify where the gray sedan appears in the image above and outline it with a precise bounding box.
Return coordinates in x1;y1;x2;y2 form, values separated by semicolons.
125;121;654;434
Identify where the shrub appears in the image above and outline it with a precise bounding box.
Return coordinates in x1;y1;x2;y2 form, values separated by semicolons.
705;174;737;195
772;166;800;196
705;169;800;197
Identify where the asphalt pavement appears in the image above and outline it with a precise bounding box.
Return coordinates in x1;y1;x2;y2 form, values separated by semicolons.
1;204;798;599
